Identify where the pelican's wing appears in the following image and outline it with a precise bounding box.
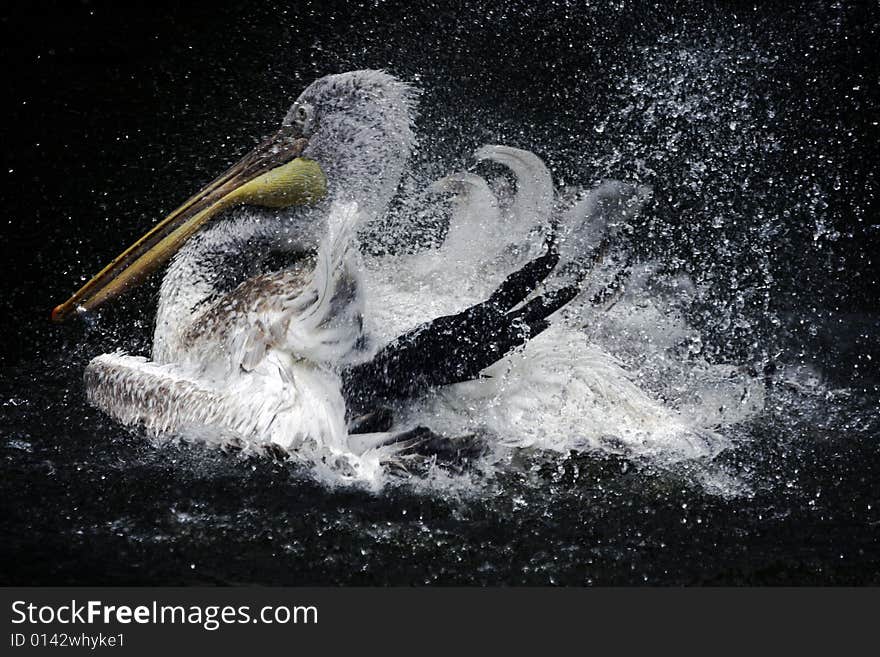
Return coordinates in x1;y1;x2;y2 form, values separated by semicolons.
184;202;365;372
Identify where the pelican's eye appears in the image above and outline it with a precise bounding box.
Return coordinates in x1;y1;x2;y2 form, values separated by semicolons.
286;102;315;134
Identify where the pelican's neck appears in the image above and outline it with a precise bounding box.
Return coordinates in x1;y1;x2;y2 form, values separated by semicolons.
319;149;408;221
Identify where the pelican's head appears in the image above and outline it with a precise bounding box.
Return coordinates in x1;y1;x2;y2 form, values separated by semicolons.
291;70;416;215
52;70;417;323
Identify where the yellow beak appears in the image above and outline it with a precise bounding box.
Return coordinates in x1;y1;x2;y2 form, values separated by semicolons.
51;130;327;322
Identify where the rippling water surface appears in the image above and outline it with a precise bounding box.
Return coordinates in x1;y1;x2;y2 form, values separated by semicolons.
2;0;878;584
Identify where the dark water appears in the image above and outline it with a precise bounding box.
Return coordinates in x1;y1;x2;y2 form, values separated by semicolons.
2;1;878;584
2;355;878;585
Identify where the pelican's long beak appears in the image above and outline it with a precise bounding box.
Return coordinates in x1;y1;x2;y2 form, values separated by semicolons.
51;128;327;322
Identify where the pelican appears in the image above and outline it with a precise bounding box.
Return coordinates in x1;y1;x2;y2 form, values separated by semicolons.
51;70;589;479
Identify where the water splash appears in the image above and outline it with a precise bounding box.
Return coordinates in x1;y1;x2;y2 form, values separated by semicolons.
360;143;765;496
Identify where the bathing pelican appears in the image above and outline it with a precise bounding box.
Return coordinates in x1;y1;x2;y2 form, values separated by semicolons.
51;70;583;475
